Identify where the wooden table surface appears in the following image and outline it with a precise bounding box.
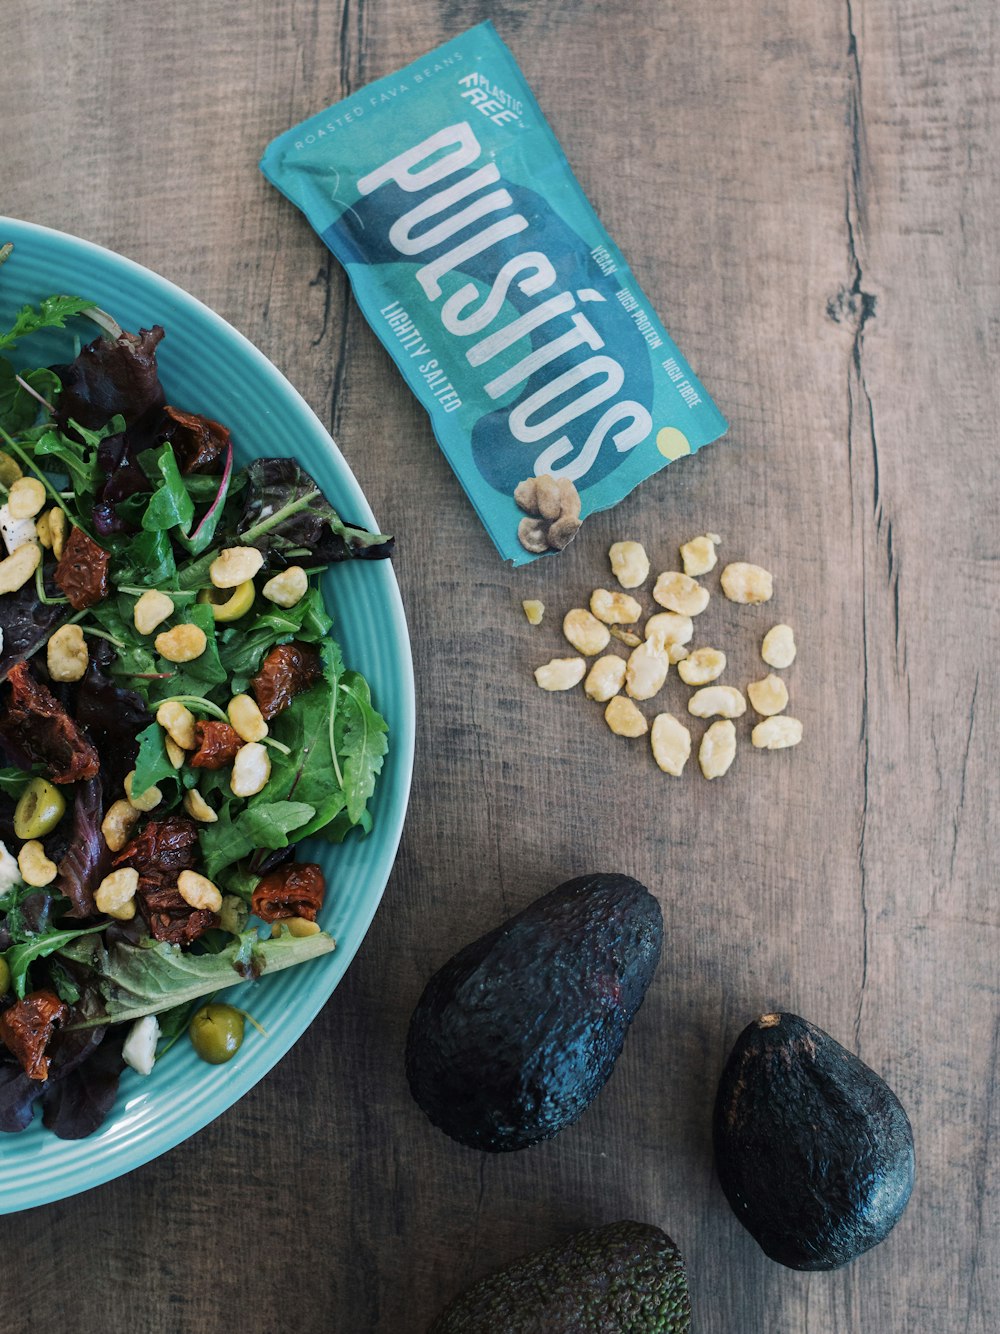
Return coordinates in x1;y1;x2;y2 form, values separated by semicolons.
2;1;997;1330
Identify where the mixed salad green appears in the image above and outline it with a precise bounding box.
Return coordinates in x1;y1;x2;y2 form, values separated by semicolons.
0;243;392;1138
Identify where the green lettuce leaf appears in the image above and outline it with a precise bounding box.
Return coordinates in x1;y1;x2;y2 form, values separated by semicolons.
115;529;179;588
131;722;181;797
0;361;59;434
0;766;37;798
141;442;195;534
217;587;333;691
197;800;315;880
257;639;350;838
31;415;121;495
0;293;95;352
62;927;335;1028
337;672;388;825
3;923;105;1000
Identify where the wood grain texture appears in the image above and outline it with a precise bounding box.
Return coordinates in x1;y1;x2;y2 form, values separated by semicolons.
1;0;997;1330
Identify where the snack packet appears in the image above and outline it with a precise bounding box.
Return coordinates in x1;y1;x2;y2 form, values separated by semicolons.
261;21;727;564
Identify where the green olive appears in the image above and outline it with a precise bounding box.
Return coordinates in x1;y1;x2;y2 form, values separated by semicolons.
188;1003;245;1064
0;957;10;997
197;579;255;623
13;778;66;840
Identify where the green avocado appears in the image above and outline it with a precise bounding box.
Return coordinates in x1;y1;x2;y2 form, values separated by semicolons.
427;1220;691;1334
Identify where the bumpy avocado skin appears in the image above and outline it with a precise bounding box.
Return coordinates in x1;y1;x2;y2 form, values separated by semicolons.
405;873;663;1151
427;1221;691;1334
713;1012;915;1270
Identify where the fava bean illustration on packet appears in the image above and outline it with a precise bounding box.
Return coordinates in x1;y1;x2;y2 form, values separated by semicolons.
262;21;727;563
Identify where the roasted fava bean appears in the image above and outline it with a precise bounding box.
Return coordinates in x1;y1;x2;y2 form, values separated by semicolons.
46;624;89;682
563;608;611;656
699;719;737;779
177;869;223;912
156;700;197;750
262;566;308;609
584;654;627;702
604;696;648;737
230;742;271;797
100;799;139;853
679;533;720;577
155;623;207;663
7;477;46;521
608;541;649;589
590;588;642;625
0;541;40;595
721;562;773;605
761;623;796;668
652;571;709;617
533;657;586;691
650;713;692;776
747;673;789;717
18;840;58;888
677;647;726;686
688;685;747;720
133;589;175;636
209;546;264;589
752;716;803;750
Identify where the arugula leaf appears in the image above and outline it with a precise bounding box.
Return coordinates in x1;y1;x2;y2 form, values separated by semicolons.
115;529;178;587
3;923;106;1000
0;294;95;353
32;421;107;493
261;667;346;838
141;442;195;534
146;600;227;701
314;806;373;843
62;928;335;1028
337;671;388;825
46;957;82;1005
0;361;59;434
155;998;204;1058
85;597;160;688
131;722;181;797
0;883;62;941
0;766;36;798
198;800;315;880
218;588;332;690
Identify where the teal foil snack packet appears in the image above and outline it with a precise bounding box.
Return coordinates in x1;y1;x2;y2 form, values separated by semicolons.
261;21;727;564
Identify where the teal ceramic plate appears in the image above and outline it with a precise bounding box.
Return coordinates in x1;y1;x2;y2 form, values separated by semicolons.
0;218;414;1213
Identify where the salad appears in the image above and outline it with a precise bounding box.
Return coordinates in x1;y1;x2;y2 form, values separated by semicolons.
0;243;392;1139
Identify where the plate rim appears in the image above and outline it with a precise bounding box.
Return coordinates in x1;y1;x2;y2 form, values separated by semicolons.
0;216;415;1213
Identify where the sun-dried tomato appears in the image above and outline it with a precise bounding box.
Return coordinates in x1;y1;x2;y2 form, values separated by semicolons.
113;812;199;876
250;642;322;721
54;524;111;610
0;661;99;784
0;990;69;1081
163;404;231;474
251;862;326;923
190;721;243;769
137;877;219;944
114;814;215;943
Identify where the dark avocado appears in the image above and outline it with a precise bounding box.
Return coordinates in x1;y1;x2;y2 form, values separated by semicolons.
713;1011;915;1270
405;873;663;1151
427;1220;690;1334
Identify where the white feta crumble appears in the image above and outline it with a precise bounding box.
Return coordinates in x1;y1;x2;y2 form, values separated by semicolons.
0;840;20;895
122;1014;161;1077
